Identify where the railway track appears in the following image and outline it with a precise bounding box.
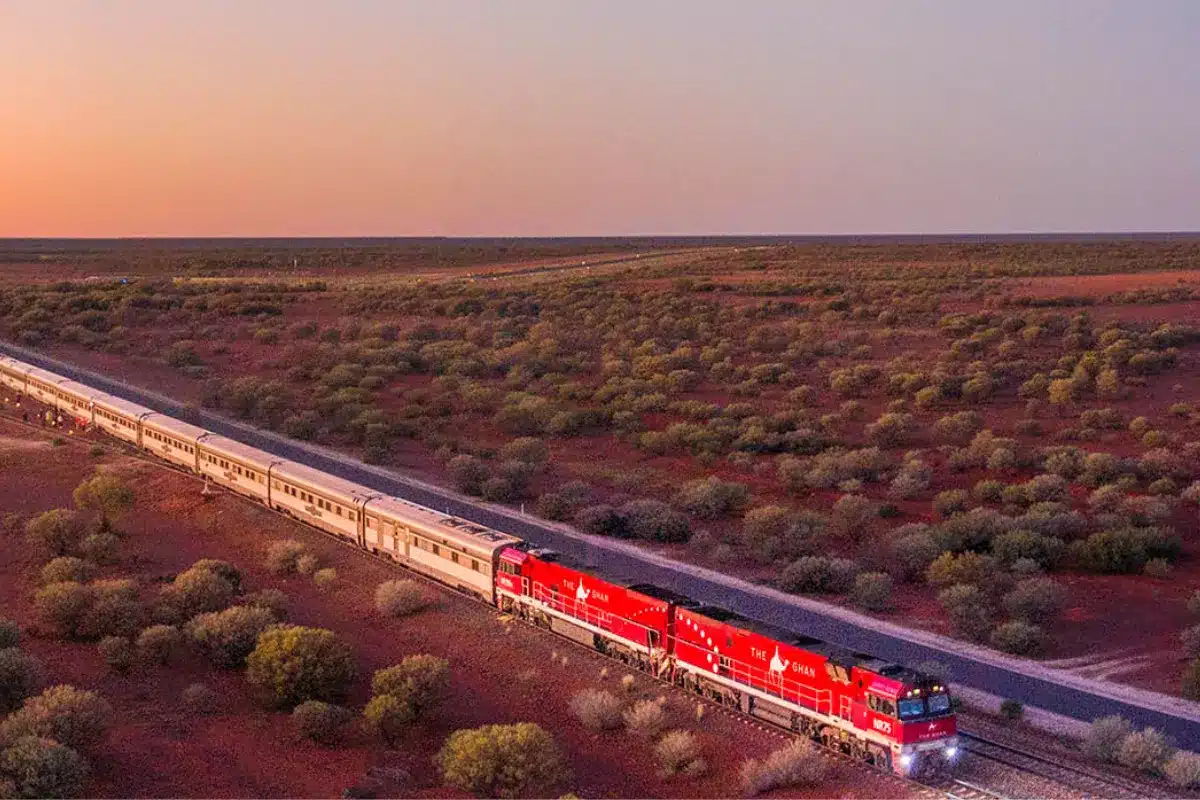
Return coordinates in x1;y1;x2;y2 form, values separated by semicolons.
960;732;1177;799
4;410;1182;800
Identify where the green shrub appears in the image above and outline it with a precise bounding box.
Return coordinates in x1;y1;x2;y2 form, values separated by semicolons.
780;557;858;594
240;589;289;620
569;689;624;731
370;655;449;715
24;510;87;558
78;533;119;565
155;565;237;624
136;625;182;666
40;558;94;586
72;469;134;526
448;455;490;496
363;693;418;746
246;625;356;708
374;580;431;618
0;736;88;799
851;572;893;612
1116;727;1175;775
937;584;993;640
77;579;140;640
1002;578;1066;624
990;621;1045;656
290;701;353;746
933;490;971;519
999;699;1024;721
619;500;690;543
436;723;568;798
187;559;244;592
97;637;133;675
312;568;337;590
655;730;706;778
1083;715;1132;762
33;583;93;640
264;540;310;576
676;477;749;520
740;740;827;796
889;530;940;582
185;606;276;668
0;649;44;713
973;480;1005;504
1165;751;1200;789
926;551;996;588
0;685;111;750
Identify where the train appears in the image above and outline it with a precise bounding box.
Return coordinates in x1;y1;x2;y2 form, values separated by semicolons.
0;353;958;775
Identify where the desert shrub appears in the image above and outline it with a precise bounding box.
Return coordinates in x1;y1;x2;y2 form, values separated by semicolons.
33;581;90;640
185;605;276;668
973;480;1005;504
623;699;667;738
1003;578;1066;624
40;558;94;586
999;699;1024;721
1165;751;1200;789
851;572;893;611
1083;715;1132;762
265;540;310;576
865;412;913;447
0;736;88;799
181;682;218;714
375;580;431;618
829;494;875;540
246;625;356;708
889;530;941;582
371;655;450;715
290;701;353;746
676;477;748;520
569;689;624;731
1143;558;1172;578
312;568;337;589
1181;626;1200;659
619;500;690;543
576;504;626;537
740;506;826;562
155;564;237;624
363;692;418;746
1025;474;1068;503
780;557;858;594
78;533;119;565
933;411;984;445
1070;528;1170;574
0;685;111;750
499;437;549;467
989;621;1045;656
1116;727;1175;775
0;649;44;713
1148;478;1177;497
925;551;996;588
24;510;87;558
991;530;1064;570
296;554;320;576
188;559;244;592
97;637;133;674
76;579;139;640
655;730;705;778
741;740;827;796
448;455;490;495
436;723;568;799
0;620;17;650
1184;658;1200;700
933;490;970;519
889;460;932;499
135;625;182;666
240;589;289;620
937;584;993;640
72;470;134;526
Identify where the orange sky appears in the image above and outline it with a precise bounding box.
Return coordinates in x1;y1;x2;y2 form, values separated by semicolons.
2;2;1197;236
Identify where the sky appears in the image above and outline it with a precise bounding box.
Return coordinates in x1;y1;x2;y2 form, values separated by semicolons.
1;1;1198;237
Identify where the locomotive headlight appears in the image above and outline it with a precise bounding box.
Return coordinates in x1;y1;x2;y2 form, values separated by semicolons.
899;754;913;771
944;746;958;760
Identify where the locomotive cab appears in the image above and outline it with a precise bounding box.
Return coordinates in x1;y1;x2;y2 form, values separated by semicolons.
855;663;958;775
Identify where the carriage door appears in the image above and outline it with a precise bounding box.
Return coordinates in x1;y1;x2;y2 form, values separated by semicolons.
839;695;852;719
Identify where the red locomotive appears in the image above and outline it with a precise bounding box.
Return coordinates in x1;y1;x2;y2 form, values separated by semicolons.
496;546;958;775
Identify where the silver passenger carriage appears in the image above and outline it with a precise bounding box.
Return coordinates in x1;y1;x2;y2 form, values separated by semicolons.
195;434;279;502
141;414;208;470
270;460;379;543
365;496;521;602
90;391;154;445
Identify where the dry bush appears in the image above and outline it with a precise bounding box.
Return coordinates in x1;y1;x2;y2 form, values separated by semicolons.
312;568;337;589
655;730;705;777
569;689;624;731
240;589;289;620
371;655;450;714
436;723;568;799
77;579;140;640
375;580;431;618
1165;751;1200;789
79;532;120;565
136;624;182;666
24;510;87;558
0;735;89;799
181;682;218;714
741;740;827;796
155;565;237;624
0;648;44;713
989;621;1045;656
1083;715;1132;762
1002;577;1066;624
40;557;95;586
290;700;353;746
296;553;320;576
623;699;667;738
265;539;310;576
0;685;112;750
97;636;134;674
34;582;93;639
363;693;418;746
1116;727;1175;775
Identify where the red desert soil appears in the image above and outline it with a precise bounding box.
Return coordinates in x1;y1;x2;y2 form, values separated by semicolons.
0;420;916;799
1009;270;1200;298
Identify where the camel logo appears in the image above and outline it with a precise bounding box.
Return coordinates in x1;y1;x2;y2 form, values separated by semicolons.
576;580;591;604
769;646;789;677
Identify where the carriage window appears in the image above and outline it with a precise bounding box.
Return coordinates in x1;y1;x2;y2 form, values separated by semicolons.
472;559;481;573
867;694;897;717
450;552;459;564
348;511;356;522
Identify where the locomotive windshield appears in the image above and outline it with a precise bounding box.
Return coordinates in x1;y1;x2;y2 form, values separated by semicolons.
895;690;953;720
